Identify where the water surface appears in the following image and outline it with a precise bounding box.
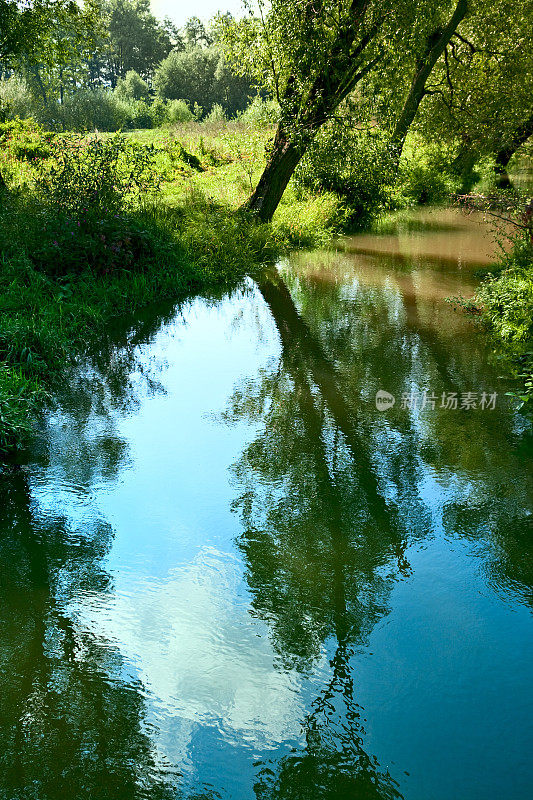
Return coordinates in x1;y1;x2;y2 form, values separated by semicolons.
1;208;532;800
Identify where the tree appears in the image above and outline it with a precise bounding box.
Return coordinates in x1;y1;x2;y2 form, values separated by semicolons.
0;0;98;187
154;46;219;112
154;45;253;117
115;68;150;101
183;15;212;48
413;0;533;186
220;0;481;222
390;0;468;155
87;0;174;87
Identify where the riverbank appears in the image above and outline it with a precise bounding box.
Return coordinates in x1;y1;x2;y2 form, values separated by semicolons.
0;119;530;455
0;119;372;456
474;233;533;404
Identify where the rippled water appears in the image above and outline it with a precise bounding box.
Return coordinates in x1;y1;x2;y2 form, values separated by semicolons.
1;208;532;800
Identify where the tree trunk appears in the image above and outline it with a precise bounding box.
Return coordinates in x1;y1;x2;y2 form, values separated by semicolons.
451;142;479;191
244;127;304;222
392;0;468;156
495;115;533;188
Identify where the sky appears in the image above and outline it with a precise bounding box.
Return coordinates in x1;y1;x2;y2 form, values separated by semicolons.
150;0;245;26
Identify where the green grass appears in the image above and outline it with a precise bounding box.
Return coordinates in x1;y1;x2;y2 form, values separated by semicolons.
474;235;533;405
0;122;299;456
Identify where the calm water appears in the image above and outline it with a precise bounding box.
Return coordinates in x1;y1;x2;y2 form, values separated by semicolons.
1;208;532;800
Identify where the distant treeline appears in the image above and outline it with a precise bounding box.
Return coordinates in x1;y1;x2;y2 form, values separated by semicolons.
0;2;258;129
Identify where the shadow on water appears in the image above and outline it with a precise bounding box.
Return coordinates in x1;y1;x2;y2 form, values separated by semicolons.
0;210;532;799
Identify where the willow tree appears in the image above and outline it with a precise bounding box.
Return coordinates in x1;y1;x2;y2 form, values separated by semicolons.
220;0;475;221
413;0;533;185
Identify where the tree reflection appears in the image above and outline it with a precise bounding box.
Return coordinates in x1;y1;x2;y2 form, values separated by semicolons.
223;264;533;798
0;294;233;800
0;470;182;800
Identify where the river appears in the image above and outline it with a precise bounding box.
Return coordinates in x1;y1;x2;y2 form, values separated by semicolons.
1;207;532;800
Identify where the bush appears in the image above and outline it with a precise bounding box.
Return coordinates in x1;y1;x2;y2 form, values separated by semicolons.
204;103;227;123
399;138;460;204
0;117;53;161
154;47;220;113
477;236;533;344
36;134;160;216
239;96;280;125
10;134;163;275
56;89;130;132
166;99;195;124
0;76;39;121
296;120;398;227
273;191;348;246
115;70;151;102
475;232;533;403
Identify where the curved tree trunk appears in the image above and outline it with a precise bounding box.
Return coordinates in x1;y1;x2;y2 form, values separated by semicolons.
392;0;468;157
244;127;304;222
495;114;533;188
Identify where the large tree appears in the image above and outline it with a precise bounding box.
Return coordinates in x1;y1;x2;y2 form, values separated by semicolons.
220;0;478;221
413;0;533;186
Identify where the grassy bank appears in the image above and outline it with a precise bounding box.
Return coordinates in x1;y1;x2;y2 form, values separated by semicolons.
474;233;533;405
0;117;525;455
0;121;293;456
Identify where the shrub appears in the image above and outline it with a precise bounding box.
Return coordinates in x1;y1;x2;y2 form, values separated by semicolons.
273;191;348;246
154;47;220;113
0;117;53;161
204;103;227;123
399;138;460;204
115;70;151;102
474;232;533;404
36;134;160;216
239;96;280;125
477;236;533;344
296;120;398;227
0;76;39;121
56;89;130;132
166;99;195;124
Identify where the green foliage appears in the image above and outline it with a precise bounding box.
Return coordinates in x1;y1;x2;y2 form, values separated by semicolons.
238;96;279;125
36;134;160;216
473;233;533;404
166;99;195;124
296;119;398;226
398;137;461;204
115;69;151;101
273;191;348;246
154;46;252;118
0;117;53;161
205;103;227;123
100;0;175;84
0;0;98;67
57;88;132;131
0;75;37;121
477;237;533;344
414;0;533;172
0;365;42;454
